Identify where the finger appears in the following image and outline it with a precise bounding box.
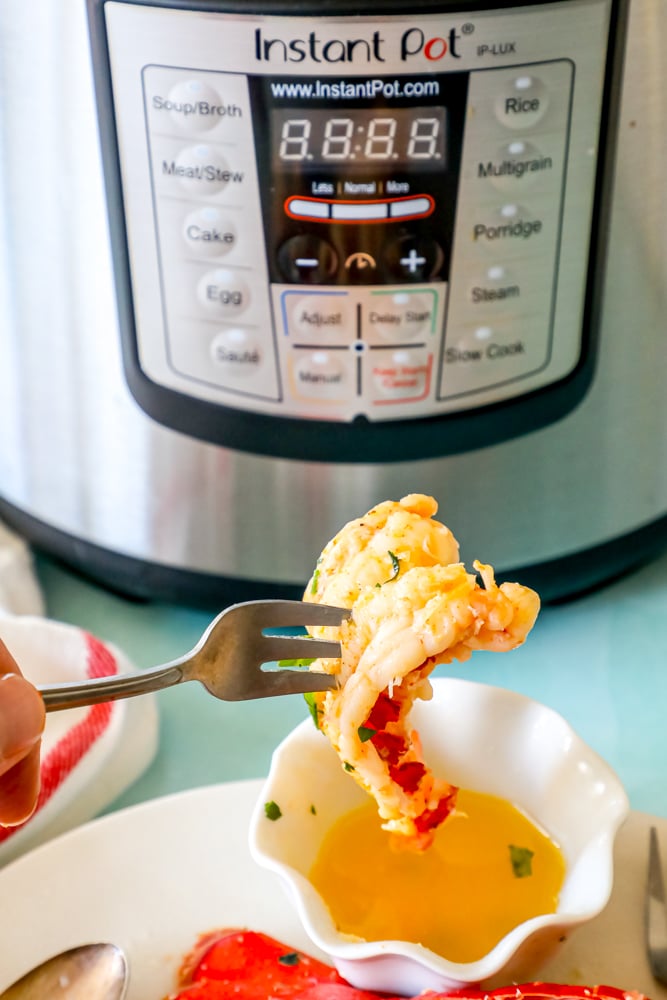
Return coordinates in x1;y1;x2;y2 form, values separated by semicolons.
0;636;21;676
0;743;42;826
0;672;45;776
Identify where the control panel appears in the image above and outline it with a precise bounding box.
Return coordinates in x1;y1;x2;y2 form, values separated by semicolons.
96;0;614;452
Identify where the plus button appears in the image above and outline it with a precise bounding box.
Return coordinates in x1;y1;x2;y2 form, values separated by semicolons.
399;248;427;274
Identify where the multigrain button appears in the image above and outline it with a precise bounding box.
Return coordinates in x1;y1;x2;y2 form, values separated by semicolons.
183;207;237;258
494;75;548;129
210;328;262;375
197;268;250;316
482;139;553;190
278;234;338;284
172;144;232;194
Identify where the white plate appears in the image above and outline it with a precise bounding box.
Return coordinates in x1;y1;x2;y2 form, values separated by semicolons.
0;780;664;998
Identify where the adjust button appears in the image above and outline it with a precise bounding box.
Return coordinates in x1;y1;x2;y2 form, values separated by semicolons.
278;234;338;284
383;235;444;282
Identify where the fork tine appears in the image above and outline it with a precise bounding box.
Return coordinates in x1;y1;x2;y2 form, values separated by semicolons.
252;668;338;698
259;635;342;661
244;599;350;629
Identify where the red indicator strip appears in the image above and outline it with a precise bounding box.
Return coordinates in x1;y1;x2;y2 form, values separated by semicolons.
285;194;435;224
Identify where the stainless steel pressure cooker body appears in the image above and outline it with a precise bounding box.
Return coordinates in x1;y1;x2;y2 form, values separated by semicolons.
0;0;666;605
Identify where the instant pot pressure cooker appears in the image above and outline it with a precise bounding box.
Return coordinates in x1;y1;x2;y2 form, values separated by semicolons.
0;0;666;605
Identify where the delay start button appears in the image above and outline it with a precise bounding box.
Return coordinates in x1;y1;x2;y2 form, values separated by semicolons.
365;291;434;341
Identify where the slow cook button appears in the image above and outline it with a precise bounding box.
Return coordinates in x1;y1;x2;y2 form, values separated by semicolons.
170;144;236;194
290;295;351;342
371;349;431;401
183;207;237;258
292;351;348;399
365;292;434;341
197;269;250;316
494;74;548;129
210;328;262;376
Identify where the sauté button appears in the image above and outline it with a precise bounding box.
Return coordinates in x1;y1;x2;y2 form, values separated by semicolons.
278;235;338;284
210;328;261;375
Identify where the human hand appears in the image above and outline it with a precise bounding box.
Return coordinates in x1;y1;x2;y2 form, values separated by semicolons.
0;637;45;826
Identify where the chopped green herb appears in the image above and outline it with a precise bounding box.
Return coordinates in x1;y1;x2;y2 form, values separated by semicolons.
264;800;282;821
509;844;534;878
278;952;300;966
343;761;355;772
387;550;400;580
375;582;382;588
278;658;316;667
310;568;320;594
304;691;321;730
310;804;317;815
357;725;377;743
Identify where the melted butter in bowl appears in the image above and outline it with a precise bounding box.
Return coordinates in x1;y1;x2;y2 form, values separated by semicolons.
310;790;565;965
249;678;629;995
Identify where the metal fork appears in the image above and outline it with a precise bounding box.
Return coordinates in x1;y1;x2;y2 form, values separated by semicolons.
37;600;349;712
646;825;667;985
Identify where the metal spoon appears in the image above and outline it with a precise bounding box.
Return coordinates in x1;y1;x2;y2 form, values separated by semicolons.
0;943;128;999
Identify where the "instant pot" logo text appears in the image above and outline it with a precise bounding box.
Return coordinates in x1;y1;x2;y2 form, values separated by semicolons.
253;26;462;64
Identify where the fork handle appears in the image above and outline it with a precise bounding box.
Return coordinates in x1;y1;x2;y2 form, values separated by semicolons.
38;661;186;711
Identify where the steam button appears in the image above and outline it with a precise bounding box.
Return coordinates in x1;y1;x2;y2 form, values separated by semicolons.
278;234;338;284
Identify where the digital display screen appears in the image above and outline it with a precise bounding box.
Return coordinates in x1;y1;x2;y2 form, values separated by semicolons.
271;107;446;169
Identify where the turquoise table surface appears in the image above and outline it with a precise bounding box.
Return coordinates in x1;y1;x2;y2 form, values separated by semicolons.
34;547;667;821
